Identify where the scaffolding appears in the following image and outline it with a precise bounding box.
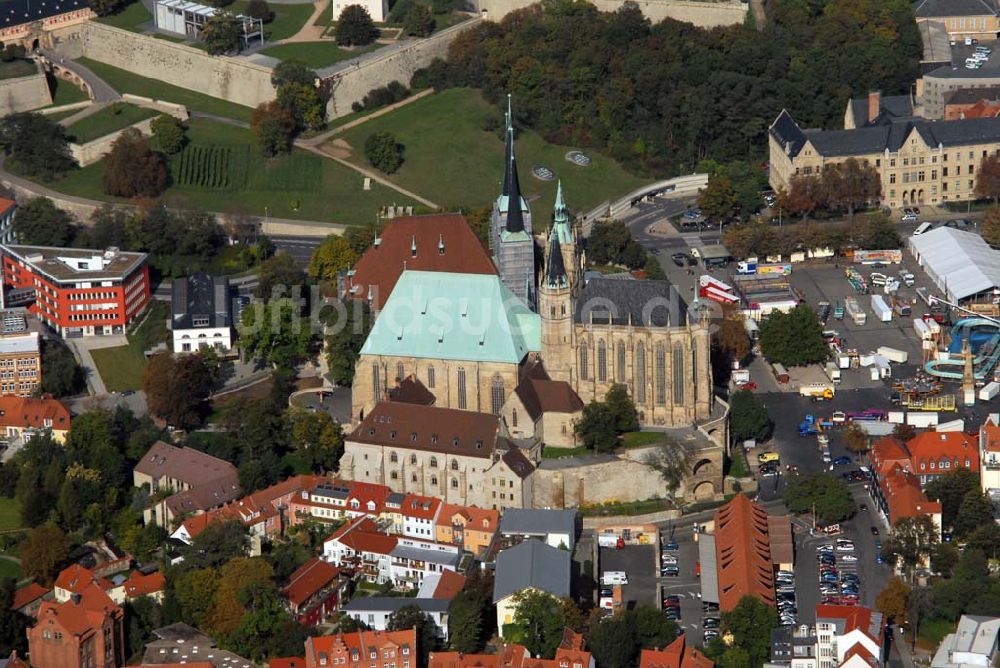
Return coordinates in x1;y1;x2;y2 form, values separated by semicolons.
154;0;264;48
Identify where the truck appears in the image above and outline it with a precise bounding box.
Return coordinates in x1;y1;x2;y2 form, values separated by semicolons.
893;298;912;317
825;362;842;383
800;384;835;401
846;268;869;294
871;295;893;322
758;263;793;276
598;532;625;549
601;572;629;586
906;412;940;428
914;318;932;341
798;415;821;436
980;381;1000;401
736;258;758;275
845;297;867;326
877;346;908;364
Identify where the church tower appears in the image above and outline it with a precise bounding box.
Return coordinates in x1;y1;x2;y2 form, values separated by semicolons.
538;181;575;383
489;95;536;309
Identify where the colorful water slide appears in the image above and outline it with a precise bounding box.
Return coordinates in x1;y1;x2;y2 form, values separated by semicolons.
924;317;1000;380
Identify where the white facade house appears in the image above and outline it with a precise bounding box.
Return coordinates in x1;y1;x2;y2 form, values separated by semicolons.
498;508;577;550
331;0;387;24
171;273;233;354
343;598;451;639
932;616;1000;668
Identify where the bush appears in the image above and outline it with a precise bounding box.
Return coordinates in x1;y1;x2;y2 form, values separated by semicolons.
150;114;186;155
364;131;404;173
246;0;274;21
102;128;168;198
402;3;434;36
350;81;410;113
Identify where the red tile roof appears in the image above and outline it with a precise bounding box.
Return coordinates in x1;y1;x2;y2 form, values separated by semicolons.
11;583;49;611
351;403;500;459
0;395;70;431
714;494;775;612
429;570;466;600
640;636;715;668
54;564;112;595
400;494;441;520
268;659;307;668
437;503;499;533
35;582;122;638
123;571;165;599
870;437;911;477
346;480;394;515
429;652;500;668
0;198;16;216
879;465;942;526
305;629;417;667
345;214;497;310
815;604;886;646
129;664;214;668
907;431;979;473
328;518;398;555
283;557;340;608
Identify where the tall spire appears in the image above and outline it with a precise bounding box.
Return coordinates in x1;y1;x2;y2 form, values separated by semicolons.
501;93;525;233
545;231;568;289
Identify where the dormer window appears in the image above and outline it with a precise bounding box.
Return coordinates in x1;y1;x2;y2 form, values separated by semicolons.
452;438;459;446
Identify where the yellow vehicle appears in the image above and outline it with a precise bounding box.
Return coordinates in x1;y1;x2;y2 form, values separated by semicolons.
758;452;780;464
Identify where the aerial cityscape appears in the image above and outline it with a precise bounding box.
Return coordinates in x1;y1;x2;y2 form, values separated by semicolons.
2;0;1000;666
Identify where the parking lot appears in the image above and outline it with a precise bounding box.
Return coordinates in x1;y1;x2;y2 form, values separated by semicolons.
599;544;658;609
657;528;716;641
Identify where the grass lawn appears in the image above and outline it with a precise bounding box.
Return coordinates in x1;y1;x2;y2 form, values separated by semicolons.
0;559;21;580
26;118;414;223
90;301;171;392
230;1;315;40
0;60;36;80
45;108;87;123
96;1;153;31
76;58;254;123
66;102;158;143
50;78;91;106
726;450;750;478
580;498;669;517
259;41;376;69
621;431;664;448
0;498;22;531
337;87;648;214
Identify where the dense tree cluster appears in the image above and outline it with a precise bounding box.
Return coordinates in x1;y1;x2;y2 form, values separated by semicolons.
729;389;772;444
39;336;86;397
336;4;379;46
142;350;218;430
365;131;405;173
13;196;75;246
0;112;77;180
586;220;646;269
574;384;638;452
759;304;827;367
782;473;856;523
776;158;882;219
418;0;920;174
704;595;778;668
150;115;188;155
322;297;373;386
722;212;901;259
924;469;995;539
201;12;244;55
253;61;327;154
587;606;677;668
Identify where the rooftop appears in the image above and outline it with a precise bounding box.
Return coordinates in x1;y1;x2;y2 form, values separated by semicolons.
931;615;1000;668
305;629;415;665
714;494;775;612
0;330;37;356
143;623;254;668
134;441;239;488
171;272;231;331
343;597;451;613
639;635;714;668
907;429;979;472
0;395;70;431
946;85;1000;105
499;508;577;540
350;402;500;459
282;557;340;608
492;538;571;603
0;0;89;28
847;93;916;129
575;277;688;327
2;244;147;283
909;227;1000;302
915;0;997;18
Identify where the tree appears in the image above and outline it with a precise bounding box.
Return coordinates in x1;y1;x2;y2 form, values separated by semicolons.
200;12;243;54
150;114;186;155
18;523;70;586
697;173;739;223
587;613;638;668
240;298;315;368
821;158;881;218
245;0;274;21
907;586;935;648
713;307;750;367
976;155;1000;204
644;255;666;280
103;128;168;198
721;595;778;667
309;235;358;281
759;304;827;366
0;112;77;180
925;468;981;530
965;522;1000;559
207;557;273;637
508;590;570;659
276;82;326;132
39;336;85;397
252;101;296;157
642;440;691;501
287;407;344;471
403;3;435;36
843;422;870;454
775;175;824;219
883;514;939;577
604;384;639;433
876;575;910;624
984;207;1000;248
586;220;646;269
0;578;26;656
13;196;76;246
954;490;996;539
336;4;378;46
255;251;306;299
89;0;130;16
323;298;372;386
729;389;772;443
782;473;856;523
388;604;439;668
181;521;249;571
448;590;488;653
365;131;405;174
142;352;213;429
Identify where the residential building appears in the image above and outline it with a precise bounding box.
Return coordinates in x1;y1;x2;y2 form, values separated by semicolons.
396;493;441;540
907;431;979;486
493;539;571;635
639;635;714;668
0;310;40;396
0;199;15;246
338;402;536;510
814;605;886;668
914;0;1000;44
711;494;782;612
132;441;240;527
282;557;344;627
982;416;1000;501
501;361;583;448
428;629;592;668
139;623;255;668
171;272;233;353
0;0;91;50
770;623;818;668
0;650;28;668
288;479;394;527
322;517;461;589
932;615;1000;668
122;570;166;604
0;244;150;337
343;214;497;311
945;87;1000;120
417;570;467;600
435;503;499;557
0;394;71;443
11;583;50;618
498;508;577;551
303;628;417;668
872;464;942;534
343;598;451;639
27;583;125;668
768;109;1000;208
54;564;116;604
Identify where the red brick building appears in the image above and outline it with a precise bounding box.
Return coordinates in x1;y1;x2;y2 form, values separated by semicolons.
27;582;125;668
639;635;714;668
303;629;417;668
713;494;778;612
0;245;150;337
282;557;344;626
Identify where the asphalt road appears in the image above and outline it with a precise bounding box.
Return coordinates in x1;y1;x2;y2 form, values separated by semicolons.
273;235;325;266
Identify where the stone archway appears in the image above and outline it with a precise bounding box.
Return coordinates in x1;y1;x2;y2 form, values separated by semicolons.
692;458;715;477
692;481;715;500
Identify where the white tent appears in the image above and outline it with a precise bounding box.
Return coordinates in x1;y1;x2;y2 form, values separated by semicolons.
907;227;1000;302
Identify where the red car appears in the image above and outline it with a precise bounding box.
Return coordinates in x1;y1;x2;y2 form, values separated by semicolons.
736;382;757;391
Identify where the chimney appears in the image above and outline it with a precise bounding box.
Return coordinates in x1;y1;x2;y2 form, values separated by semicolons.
868;91;881;124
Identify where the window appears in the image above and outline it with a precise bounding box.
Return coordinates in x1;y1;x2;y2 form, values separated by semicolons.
512;408;518;428
616;340;626;382
655;344;666;405
396;362;404;381
491;376;504;415
430;457;438;468
431;476;438;486
636;342;646;403
451;460;459;471
451;478;459;489
889;174;896;184
390;452;398;463
597;340;607;381
427;366;435;389
372;363;381;403
580;345;589;381
410;454;417;465
673;344;685;405
457;367;467;409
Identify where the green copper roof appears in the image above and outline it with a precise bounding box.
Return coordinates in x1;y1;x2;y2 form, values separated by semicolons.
553;180;573;246
360;270;541;364
500;229;531;243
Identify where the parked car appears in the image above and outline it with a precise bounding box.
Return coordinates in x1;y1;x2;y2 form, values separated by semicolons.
703;618;721;629
662;554;678;565
841;554;859;563
703;602;720;613
662;566;680;577
670;253;688;267
664;540;679;551
902;212;918;222
833;456;852;466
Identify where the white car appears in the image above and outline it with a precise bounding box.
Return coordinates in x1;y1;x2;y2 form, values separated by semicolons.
901;212;918;222
836;543;855;552
661;554;678;565
818;543;834;552
840;554;859;563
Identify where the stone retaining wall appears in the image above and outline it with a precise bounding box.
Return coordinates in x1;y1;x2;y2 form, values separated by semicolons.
0;62;53;115
471;0;747;25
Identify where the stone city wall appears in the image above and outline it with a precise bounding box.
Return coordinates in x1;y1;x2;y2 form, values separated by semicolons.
0;64;53;115
470;0;746;26
70;116;157;167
